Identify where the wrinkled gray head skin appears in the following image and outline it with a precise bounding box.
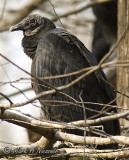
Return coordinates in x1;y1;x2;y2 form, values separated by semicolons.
9;14;56;59
10;14;56;36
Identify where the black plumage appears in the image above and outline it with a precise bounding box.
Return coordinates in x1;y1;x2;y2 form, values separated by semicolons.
10;14;120;144
92;0;117;62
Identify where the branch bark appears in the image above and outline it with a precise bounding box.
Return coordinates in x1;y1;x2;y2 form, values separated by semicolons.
1;145;129;159
117;0;129;126
0;136;55;158
1;109;129;146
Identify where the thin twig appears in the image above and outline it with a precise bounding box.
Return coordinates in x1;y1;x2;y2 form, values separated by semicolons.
0;87;32;100
1;109;129;146
0;0;7;23
0;53;56;90
0;0;44;31
99;24;129;65
51;0;113;22
1;60;129;109
0;92;13;105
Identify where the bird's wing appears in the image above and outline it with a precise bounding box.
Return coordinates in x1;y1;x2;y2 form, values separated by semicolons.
31;29;120;135
68;31;116;105
68;32;120;135
31;30;89;122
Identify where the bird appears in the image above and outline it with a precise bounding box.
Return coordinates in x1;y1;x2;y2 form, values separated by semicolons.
92;0;117;90
92;0;117;62
9;14;120;148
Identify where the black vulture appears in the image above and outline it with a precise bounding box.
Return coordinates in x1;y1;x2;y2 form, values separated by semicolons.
92;0;117;62
10;14;120;148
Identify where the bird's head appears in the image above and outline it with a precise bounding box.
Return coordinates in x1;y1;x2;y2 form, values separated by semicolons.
9;14;56;36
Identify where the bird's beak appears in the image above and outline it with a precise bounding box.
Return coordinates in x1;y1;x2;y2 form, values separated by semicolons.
9;23;24;32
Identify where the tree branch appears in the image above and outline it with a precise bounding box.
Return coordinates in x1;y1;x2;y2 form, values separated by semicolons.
0;136;55;158
58;147;129;159
0;0;45;32
1;109;129;146
51;0;113;22
70;109;129;127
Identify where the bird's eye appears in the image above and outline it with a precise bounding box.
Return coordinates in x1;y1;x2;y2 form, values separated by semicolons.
31;19;36;26
26;22;30;26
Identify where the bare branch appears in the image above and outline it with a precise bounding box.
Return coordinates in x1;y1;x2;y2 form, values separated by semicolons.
0;109;55;139
59;147;129;159
1;145;129;159
99;23;129;65
0;89;56;108
0;0;7;23
0;87;32;101
0;53;56;90
70;109;129;127
0;0;113;32
1;59;129;109
0;92;13;105
0;0;45;31
51;0;113;22
0;136;55;158
1;109;129;146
